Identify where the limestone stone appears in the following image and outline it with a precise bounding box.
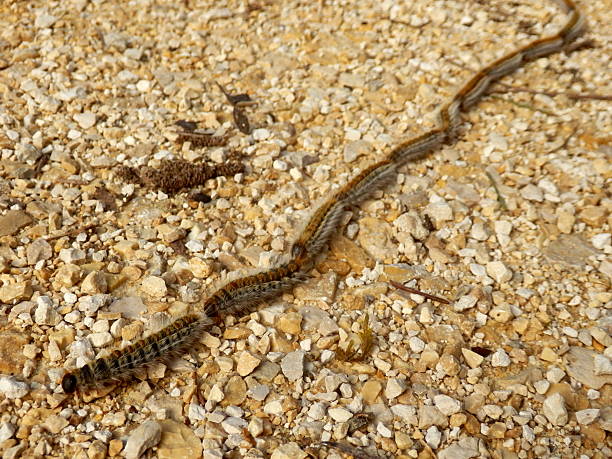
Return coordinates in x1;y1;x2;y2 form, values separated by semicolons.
0;210;32;236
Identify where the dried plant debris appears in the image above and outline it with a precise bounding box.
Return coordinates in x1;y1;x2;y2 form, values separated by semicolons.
337;313;374;362
174;120;228;148
92;186;117;211
174;120;198;132
217;82;257;134
233;106;251;134
217;82;254;106
175;130;228;148
116;159;243;193
187;190;212;205
389;280;450;304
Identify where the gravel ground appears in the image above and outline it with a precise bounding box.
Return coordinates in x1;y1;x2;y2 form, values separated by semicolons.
0;0;610;458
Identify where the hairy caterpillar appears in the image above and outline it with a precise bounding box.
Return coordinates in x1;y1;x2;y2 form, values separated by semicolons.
62;0;585;393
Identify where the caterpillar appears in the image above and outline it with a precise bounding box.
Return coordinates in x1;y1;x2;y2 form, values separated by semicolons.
62;315;207;393
61;0;585;393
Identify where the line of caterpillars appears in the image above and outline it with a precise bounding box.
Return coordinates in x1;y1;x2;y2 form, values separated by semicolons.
61;0;586;394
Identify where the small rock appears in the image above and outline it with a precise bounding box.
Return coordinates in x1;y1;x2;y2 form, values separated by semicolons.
236;351;261;376
157;224;185;243
89;332;113;348
533;380;550;395
540;347;558;362
546;367;566;383
54;264;82;287
438;440;480;459
280;351;305;381
462;348;484;368
0;422;16;442
377;422;393;438
157;419;202;459
557;211;575;233
434;394;462;416
34;301;61;326
109;296;146;319
263;399;284;416
361;380;382;403
425;425;442;449
489;304;513;323
308;402;327;421
81;271;108;294
35;11;57;28
437;354;460;376
426;200;453;223
542;393;568;426
223;375;247;406
591;353;611;378
248;384;269;402
78;294;111;316
491;349;511;367
486;261;512;283
270;442;308;459
0;281;33;303
43;414;69;434
418;405;448;429
408;336;425;353
591;233;611;250
140;276;167;298
575;408;599;425
276;312;302;335
88;440;107;459
384;378;408;399
124;420;162;459
343;140;372;163
357;217;396;261
0;376;29;399
221;416;248;435
520;184;543;202
0;210;32;237
27;239;52;265
74;112;97;129
579;206;606;226
390;404;418;425
59;248;86;264
328;407;353;423
454;295;478;312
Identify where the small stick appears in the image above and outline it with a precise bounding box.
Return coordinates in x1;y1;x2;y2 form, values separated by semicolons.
45;222;99;241
389;280;450;304
485;170;508;210
488;94;557;117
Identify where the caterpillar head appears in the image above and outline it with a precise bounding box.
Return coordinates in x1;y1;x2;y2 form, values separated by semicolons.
61;373;78;394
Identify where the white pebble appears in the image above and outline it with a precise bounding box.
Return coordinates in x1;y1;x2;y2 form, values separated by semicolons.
0;376;29;399
491;349;511;367
434;394;461;416
376;422;392;438
252;128;271;141
425;426;441;449
73;112;96;130
454;295;478;312
542;393;568;426
575;409;599;425
408;336;425;353
328;407;353;423
591;233;610;250
486;261;512;283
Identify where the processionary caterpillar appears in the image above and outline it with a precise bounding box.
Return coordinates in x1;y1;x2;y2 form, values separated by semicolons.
61;0;586;394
